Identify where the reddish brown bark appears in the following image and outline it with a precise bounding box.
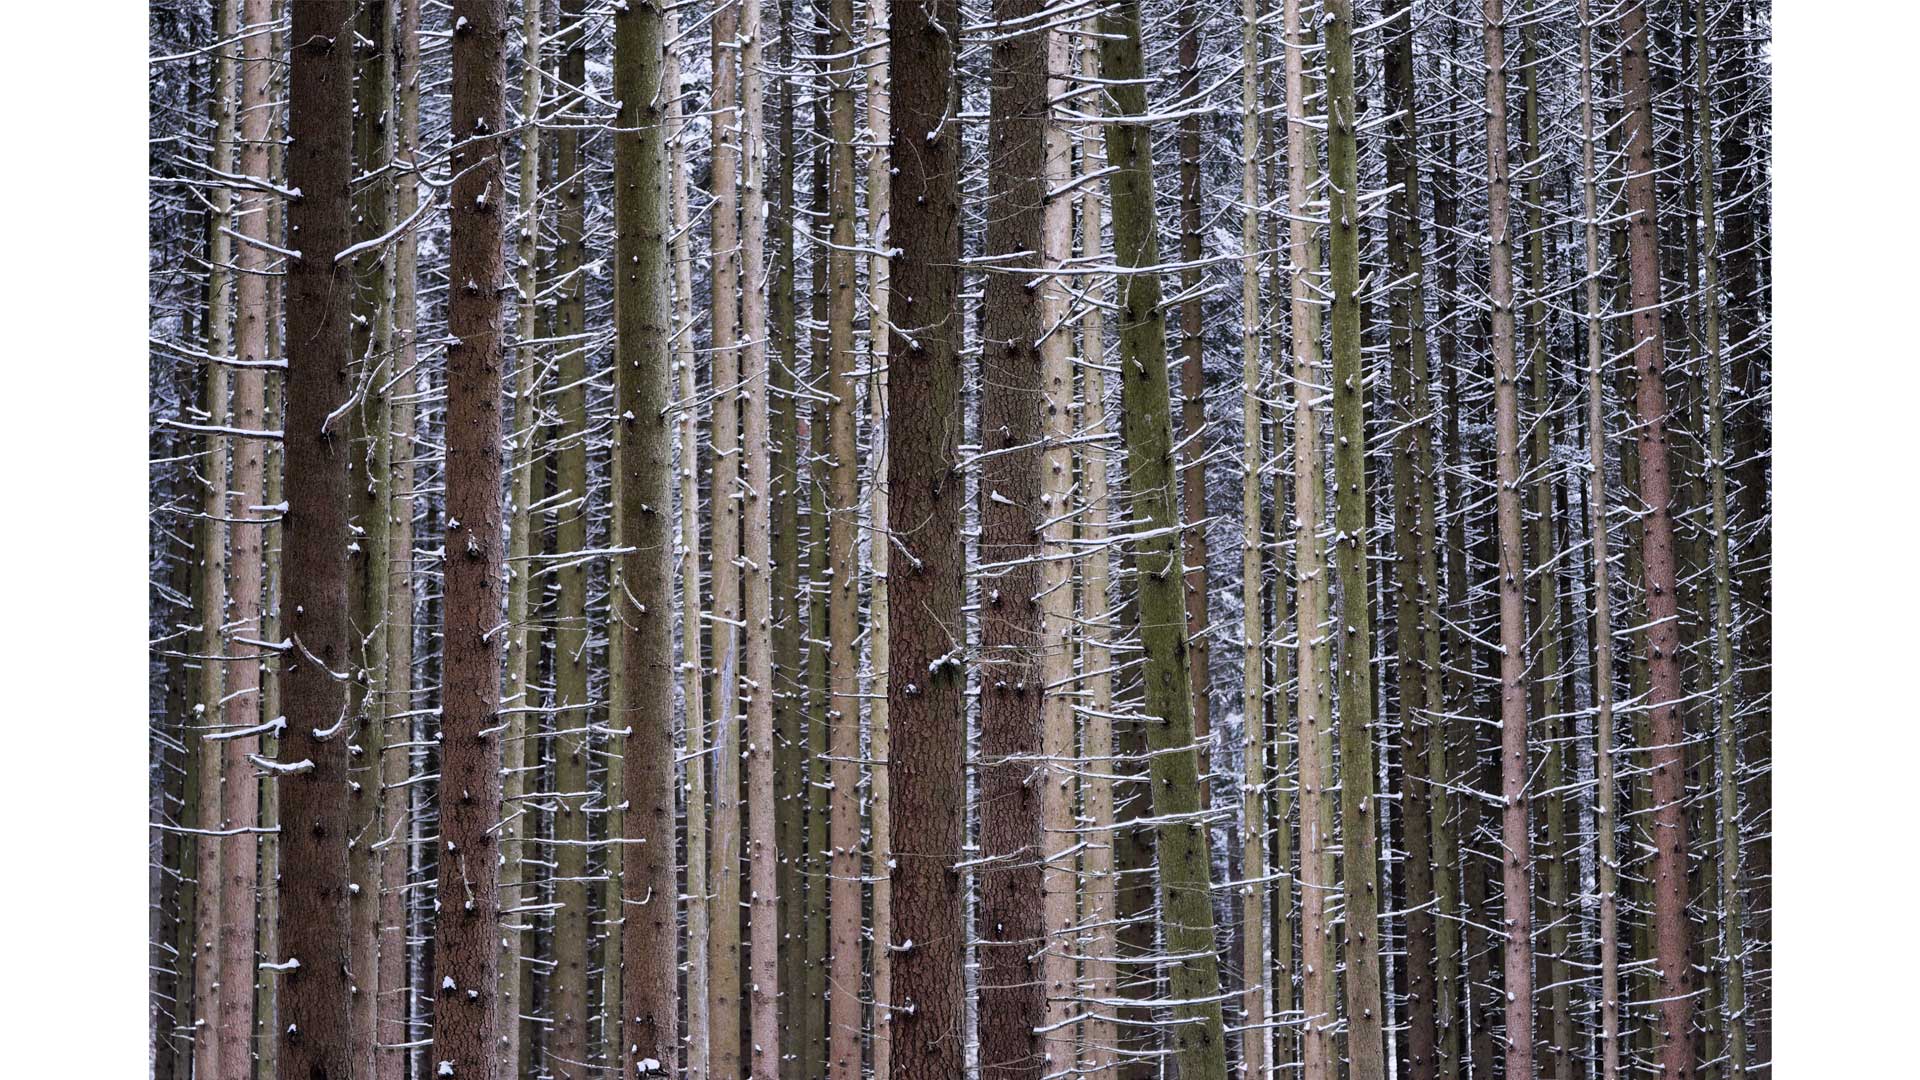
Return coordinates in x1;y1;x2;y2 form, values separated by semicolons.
1618;3;1694;1076
427;3;510;1078
885;2;968;1079
976;1;1050;1078
276;4;358;1077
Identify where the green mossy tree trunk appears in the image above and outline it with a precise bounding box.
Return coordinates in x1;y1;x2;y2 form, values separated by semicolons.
1098;5;1230;1080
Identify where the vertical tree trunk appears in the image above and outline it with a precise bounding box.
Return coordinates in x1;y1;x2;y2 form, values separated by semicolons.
347;2;397;1071
666;12;711;1078
255;22;288;1064
1235;4;1268;1077
610;0;681;1069
1514;14;1571;1072
1075;34;1118;1077
193;2;237;1071
380;0;420;1045
863;3;895;1076
707;0;746;1067
1694;1;1747;1073
430;5;510;1079
1618;5;1695;1075
1380;3;1435;1077
1175;4;1212;780
546;2;593;1071
1260;95;1297;1080
769;3;805;1073
822;0;866;1073
1098;4;1231;1079
885;0;968;1077
498;0;543;1073
1033;22;1079;1080
219;0;270;1071
1574;14;1620;1076
739;0;781;1072
1282;2;1335;1075
1479;4;1536;1076
1322;6;1386;1077
977;1;1052;1077
276;6;358;1077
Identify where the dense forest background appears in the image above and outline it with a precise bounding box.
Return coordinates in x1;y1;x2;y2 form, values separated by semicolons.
136;1;1786;1079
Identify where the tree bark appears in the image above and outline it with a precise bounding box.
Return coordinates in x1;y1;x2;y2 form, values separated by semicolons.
1098;5;1231;1079
822;0;867;1073
1574;17;1620;1080
884;2;968;1079
428;5;511;1079
193;3;237;1072
1479;4;1536;1076
275;6;358;1077
1323;6;1386;1077
218;0;271;1070
707;0;746;1067
545;2;593;1071
609;0;681;1070
1074;33;1118;1078
864;5;895;1077
1618;4;1695;1075
1174;0;1213;803
977;1;1052;1077
1281;3;1336;1075
1381;3;1436;1076
1235;4;1268;1076
498;0;542;1073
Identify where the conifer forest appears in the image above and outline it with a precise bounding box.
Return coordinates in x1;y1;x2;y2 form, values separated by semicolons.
143;0;1773;1078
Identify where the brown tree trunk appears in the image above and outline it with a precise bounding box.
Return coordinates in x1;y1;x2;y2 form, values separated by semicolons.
822;0;866;1074
610;0;680;1069
885;2;969;1080
1618;4;1694;1076
1479;3;1535;1076
275;5;358;1077
218;0;272;1071
977;1;1051;1077
428;4;510;1078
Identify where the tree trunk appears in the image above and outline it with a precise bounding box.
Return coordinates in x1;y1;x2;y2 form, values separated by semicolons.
738;0;781;1069
1098;5;1231;1079
820;0;867;1073
864;4;895;1077
769;2;805;1073
1075;33;1118;1078
1281;2;1336;1075
1694;0;1748;1073
1174;2;1213;805
1479;4;1536;1076
347;4;397;1074
218;0;270;1071
977;1;1052;1077
193;2;237;1072
609;0;681;1069
1037;21;1079;1072
885;1;968;1078
707;0;745;1066
667;9;711;1074
429;4;510;1078
1235;3;1268;1077
546;1;593;1071
1323;6;1386;1077
1574;9;1620;1072
1381;3;1436;1076
498;0;543;1073
275;6;358;1076
1618;5;1695;1075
